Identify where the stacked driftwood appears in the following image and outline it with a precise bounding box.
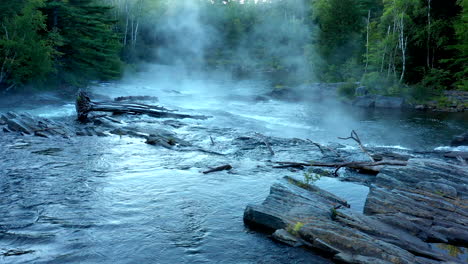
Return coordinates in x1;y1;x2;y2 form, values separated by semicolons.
75;90;209;122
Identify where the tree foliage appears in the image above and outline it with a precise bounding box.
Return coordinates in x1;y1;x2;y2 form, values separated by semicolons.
0;0;55;90
0;0;466;97
0;0;122;90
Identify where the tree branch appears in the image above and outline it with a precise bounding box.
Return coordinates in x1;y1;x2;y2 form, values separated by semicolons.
338;130;375;162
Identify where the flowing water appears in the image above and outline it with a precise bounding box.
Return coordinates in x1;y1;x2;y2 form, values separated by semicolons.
1;66;467;263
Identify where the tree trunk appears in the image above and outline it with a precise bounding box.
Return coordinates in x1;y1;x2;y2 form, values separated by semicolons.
123;0;129;46
399;15;407;82
426;0;431;68
365;10;371;73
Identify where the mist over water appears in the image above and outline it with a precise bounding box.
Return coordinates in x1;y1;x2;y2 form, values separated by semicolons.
90;0;464;150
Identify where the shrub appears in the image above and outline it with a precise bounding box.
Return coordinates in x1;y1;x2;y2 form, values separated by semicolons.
421;68;452;92
287;222;305;236
303;169;322;185
338;82;358;99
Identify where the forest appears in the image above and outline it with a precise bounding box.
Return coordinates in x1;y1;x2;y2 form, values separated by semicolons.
0;0;466;104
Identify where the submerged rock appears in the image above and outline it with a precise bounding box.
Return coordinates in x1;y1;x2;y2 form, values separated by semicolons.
451;132;468;147
351;95;405;109
355;86;368;96
352;95;375;108
244;158;467;263
375;95;405;108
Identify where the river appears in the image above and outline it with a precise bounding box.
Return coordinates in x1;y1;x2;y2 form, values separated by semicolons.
1;66;467;263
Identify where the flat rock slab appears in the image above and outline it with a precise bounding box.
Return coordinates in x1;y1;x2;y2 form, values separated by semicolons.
244;158;467;263
0;111;115;138
451;132;468;147
1;112;72;138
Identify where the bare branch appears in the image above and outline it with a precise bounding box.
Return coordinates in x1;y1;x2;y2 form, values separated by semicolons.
255;132;275;156
338;130;375;162
273;160;407;175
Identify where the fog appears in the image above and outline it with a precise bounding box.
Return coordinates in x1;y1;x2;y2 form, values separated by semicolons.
89;1;388;147
91;0;464;149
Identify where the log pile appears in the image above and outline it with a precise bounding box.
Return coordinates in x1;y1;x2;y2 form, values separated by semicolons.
75;90;210;122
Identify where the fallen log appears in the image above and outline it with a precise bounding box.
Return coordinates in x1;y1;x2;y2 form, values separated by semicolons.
203;164;233;174
273;160;408;175
76;91;209;122
114;95;159;102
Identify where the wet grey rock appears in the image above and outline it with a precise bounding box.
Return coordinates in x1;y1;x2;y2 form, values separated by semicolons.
162;120;186;128
245;159;467;263
266;89;302;102
355;86;368;96
366;159;468;245
352;95;375;108
416;181;458;198
375;96;405;108
75;130;86;136
0;112;73;138
444;151;468;161
146;136;174;149
451;132;468;146
372;151;412;161
272;229;303;247
1;249;35;257
6;118;33;134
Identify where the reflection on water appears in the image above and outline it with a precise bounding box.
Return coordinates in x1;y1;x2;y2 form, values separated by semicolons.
0;132;333;263
315;177;369;213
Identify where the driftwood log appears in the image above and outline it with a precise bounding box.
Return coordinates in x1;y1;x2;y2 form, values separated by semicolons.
203;164;233;174
273;160;408;175
76;91;209;122
271;130;408;175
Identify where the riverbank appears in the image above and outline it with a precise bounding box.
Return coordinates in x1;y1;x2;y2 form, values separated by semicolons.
349;87;468;113
263;83;468;113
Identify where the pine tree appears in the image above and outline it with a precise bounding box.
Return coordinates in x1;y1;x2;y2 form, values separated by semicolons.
44;0;122;86
0;0;55;90
450;0;467;90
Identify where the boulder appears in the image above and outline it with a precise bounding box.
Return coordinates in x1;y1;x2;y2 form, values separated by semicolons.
375;96;405;108
451;132;468;147
352;95;375;108
245;158;468;263
355;86;369;96
366;159;468;244
444;151;468;160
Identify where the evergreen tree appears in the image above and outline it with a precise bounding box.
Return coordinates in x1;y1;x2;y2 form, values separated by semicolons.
449;0;467;90
44;0;122;86
312;0;367;82
0;0;55;90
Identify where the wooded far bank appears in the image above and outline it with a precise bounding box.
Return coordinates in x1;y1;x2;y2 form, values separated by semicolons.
0;0;466;105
